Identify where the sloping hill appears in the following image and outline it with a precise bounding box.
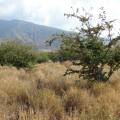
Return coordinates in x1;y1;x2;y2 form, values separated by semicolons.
0;19;64;50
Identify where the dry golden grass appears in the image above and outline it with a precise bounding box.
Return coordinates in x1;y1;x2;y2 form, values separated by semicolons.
0;61;120;120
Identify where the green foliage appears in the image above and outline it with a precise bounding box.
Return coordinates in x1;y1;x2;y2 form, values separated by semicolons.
37;52;50;63
37;51;77;63
50;8;120;81
58;35;80;61
0;41;37;68
48;52;60;61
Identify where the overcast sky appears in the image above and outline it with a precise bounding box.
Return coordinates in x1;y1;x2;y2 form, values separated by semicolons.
0;0;120;30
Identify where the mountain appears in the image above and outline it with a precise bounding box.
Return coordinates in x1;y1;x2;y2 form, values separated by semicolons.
0;19;65;50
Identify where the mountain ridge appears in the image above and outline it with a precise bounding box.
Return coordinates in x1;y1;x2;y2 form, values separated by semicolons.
0;19;65;50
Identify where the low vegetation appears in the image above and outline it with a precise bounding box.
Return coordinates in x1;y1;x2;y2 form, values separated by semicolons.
0;41;37;68
0;40;76;68
0;62;120;120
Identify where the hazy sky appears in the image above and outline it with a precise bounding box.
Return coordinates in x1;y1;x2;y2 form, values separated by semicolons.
0;0;120;30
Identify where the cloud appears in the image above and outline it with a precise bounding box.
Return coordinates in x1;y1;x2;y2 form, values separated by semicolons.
0;0;120;30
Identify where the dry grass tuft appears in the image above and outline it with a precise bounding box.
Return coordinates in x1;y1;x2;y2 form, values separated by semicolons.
0;62;120;120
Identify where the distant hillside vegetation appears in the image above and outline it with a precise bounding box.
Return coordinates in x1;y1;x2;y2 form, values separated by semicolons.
0;19;65;50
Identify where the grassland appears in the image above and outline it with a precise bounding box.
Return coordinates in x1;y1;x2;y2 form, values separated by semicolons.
0;61;120;120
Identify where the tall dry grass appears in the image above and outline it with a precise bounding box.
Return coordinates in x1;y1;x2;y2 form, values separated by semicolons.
0;61;120;120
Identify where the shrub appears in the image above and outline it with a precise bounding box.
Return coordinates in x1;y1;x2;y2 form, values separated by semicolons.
48;52;60;61
0;41;37;68
37;52;50;63
50;8;120;81
37;52;61;63
37;51;78;63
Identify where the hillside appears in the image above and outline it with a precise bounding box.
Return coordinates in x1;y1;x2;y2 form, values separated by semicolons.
0;19;65;50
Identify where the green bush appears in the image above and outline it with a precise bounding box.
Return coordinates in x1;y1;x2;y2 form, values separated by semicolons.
0;41;37;68
37;52;50;63
37;51;73;63
37;51;78;63
48;52;60;61
50;8;120;81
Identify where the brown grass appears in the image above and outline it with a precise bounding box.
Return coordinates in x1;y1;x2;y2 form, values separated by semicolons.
0;61;120;120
